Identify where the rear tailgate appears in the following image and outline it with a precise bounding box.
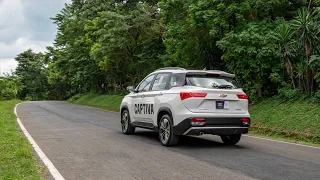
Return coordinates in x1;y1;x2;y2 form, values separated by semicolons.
181;71;248;114
181;87;248;114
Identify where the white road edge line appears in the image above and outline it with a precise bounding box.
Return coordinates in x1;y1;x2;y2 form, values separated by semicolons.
14;103;65;180
243;135;320;150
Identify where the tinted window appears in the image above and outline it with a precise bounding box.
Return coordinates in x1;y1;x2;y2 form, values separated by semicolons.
152;73;170;91
186;76;240;89
170;73;185;87
137;75;155;92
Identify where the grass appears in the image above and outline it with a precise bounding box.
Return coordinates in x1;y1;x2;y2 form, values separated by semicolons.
0;100;42;180
69;94;320;145
250;98;320;144
68;94;124;112
247;131;320;147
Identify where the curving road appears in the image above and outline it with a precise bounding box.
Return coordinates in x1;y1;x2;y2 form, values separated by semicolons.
17;101;320;180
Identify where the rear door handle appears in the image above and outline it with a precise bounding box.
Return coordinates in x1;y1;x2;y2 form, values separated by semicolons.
141;95;145;98
158;92;163;96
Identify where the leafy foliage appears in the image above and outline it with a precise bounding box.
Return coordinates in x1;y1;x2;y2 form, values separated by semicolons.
309;55;320;83
87;2;164;91
0;75;21;100
218;20;280;99
2;0;320;101
15;50;49;100
278;86;301;100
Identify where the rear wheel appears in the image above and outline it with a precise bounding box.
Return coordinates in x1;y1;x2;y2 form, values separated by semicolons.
221;134;241;145
159;115;179;146
121;109;135;134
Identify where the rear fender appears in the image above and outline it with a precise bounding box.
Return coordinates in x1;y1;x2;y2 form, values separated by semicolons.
157;107;173;126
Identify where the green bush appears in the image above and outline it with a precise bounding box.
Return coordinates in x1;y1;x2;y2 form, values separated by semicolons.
314;90;320;99
68;94;82;102
1;89;17;100
0;76;20;100
24;95;33;101
278;87;301;100
313;90;320;102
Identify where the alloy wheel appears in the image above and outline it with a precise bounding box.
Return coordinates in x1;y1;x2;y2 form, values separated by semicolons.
159;118;170;144
121;111;128;132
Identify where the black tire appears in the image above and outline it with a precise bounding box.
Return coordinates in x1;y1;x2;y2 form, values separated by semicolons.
121;109;135;134
221;134;241;145
158;114;179;146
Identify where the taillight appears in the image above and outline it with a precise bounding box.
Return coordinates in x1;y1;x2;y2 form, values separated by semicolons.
180;92;207;100
241;117;250;126
237;94;248;99
191;118;206;126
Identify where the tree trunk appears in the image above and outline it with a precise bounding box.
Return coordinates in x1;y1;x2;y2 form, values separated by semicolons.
311;71;314;92
308;0;313;12
285;57;296;89
303;75;307;93
251;9;257;21
305;40;311;94
257;87;262;98
113;78;116;92
299;77;302;93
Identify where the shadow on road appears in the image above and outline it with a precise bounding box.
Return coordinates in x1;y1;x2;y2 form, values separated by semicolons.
131;130;245;149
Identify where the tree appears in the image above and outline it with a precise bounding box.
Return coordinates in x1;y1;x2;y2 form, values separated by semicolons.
9;0;320;101
48;0;164;96
50;0;109;97
15;49;49;100
217;21;280;98
86;2;164;90
291;8;320;93
272;20;296;89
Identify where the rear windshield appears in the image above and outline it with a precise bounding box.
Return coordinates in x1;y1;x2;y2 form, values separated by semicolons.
186;75;240;89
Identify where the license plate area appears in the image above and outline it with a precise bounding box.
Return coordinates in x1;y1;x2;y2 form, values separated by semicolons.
216;101;229;109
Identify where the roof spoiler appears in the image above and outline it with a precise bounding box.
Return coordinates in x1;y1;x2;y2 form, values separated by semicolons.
187;71;235;78
156;67;186;71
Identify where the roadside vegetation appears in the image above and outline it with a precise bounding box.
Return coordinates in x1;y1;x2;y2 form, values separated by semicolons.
69;94;124;112
0;100;41;179
2;0;320;102
250;98;320;144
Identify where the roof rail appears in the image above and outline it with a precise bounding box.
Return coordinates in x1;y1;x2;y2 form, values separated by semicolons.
156;67;186;71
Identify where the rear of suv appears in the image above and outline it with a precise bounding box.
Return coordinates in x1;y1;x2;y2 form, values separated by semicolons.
120;67;250;146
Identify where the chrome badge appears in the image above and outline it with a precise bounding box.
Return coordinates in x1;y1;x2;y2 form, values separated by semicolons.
219;94;227;98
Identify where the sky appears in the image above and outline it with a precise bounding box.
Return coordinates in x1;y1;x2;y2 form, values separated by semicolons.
0;0;71;75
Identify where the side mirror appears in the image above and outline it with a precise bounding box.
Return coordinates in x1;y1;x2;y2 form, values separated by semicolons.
127;86;136;92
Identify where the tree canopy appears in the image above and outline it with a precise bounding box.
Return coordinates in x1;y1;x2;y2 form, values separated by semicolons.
2;0;320;101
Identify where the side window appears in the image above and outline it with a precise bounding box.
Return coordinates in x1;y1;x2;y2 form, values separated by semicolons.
137;75;155;92
170;73;186;87
152;73;170;91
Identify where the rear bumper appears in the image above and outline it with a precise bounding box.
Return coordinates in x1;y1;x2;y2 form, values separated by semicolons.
173;117;250;136
182;126;248;135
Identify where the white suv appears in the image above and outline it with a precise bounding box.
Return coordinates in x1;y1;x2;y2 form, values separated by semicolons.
120;67;250;146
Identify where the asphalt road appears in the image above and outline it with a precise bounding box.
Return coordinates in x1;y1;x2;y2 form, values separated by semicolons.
17;101;320;180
